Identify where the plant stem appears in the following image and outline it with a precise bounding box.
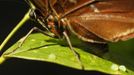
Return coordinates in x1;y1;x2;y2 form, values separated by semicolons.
0;56;5;64
0;9;31;51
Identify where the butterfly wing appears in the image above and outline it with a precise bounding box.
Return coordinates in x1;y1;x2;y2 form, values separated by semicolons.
67;0;134;42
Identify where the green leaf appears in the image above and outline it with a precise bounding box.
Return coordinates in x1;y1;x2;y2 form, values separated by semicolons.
1;33;134;74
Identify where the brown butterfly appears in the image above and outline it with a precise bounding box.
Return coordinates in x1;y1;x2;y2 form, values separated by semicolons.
25;0;134;69
26;0;134;43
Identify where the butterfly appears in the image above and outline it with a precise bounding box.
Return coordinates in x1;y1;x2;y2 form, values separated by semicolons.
25;0;134;69
26;0;134;43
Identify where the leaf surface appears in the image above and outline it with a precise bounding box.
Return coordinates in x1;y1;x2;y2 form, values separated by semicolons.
2;33;134;75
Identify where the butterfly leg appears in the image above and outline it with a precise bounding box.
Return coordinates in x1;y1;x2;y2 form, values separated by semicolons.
18;27;55;48
4;27;55;55
63;31;84;69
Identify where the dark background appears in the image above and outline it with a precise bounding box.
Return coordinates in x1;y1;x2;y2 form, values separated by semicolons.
0;0;107;75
